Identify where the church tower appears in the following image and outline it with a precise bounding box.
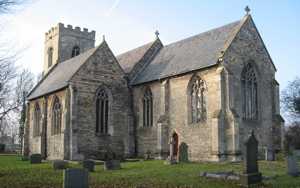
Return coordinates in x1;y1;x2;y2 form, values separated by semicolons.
43;23;95;75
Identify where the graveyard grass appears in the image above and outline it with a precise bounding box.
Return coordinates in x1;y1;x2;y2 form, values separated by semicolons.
0;155;299;188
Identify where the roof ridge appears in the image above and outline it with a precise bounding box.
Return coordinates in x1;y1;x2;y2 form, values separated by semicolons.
116;40;155;57
220;15;251;58
164;19;243;48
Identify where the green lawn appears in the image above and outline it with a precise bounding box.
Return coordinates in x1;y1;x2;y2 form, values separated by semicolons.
0;155;299;188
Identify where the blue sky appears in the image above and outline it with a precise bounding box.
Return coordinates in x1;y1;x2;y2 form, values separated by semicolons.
2;0;300;90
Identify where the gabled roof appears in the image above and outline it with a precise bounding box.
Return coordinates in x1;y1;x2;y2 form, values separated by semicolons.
131;17;247;85
116;41;155;73
27;46;98;100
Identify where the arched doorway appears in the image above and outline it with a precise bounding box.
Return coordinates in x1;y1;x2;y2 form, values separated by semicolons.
172;132;179;157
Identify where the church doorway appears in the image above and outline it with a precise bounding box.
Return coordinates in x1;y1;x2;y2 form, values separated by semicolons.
172;132;179;157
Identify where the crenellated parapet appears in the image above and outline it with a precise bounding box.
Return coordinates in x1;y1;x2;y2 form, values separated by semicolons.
45;23;95;41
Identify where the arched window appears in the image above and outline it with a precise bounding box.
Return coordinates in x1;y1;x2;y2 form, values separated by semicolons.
143;88;153;127
96;88;109;134
48;47;53;68
52;96;62;135
71;46;80;57
33;103;41;137
189;76;206;123
241;63;258;120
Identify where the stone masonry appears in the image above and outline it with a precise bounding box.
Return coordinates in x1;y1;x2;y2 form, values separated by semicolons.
24;14;284;161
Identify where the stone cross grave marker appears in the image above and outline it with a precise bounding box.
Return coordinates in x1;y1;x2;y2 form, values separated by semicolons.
63;168;89;188
240;131;262;186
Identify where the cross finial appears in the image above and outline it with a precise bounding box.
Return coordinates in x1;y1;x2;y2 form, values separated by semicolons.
155;30;159;38
102;34;106;41
245;5;250;15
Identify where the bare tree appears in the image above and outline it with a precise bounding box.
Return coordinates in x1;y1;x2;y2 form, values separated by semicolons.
0;0;32;144
0;0;25;13
282;77;300;119
0;69;34;138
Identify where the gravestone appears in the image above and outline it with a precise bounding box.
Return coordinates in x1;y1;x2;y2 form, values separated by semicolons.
240;131;262;186
30;154;42;164
83;159;95;172
63;168;89;188
178;142;189;162
287;151;299;177
164;137;177;165
53;160;68;170
103;149;121;170
144;150;151;160
104;160;121;170
264;147;275;161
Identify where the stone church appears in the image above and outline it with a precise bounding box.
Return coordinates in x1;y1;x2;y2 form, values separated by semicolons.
23;13;284;162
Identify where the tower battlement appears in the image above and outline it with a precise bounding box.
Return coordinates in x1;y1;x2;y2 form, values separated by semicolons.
45;23;95;41
43;23;96;75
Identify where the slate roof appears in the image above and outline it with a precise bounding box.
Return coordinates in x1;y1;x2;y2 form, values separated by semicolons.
116;41;155;73
28;16;247;100
131;19;245;85
27;47;98;100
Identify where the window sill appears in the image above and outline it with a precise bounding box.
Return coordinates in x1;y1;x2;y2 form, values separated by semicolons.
188;121;206;126
95;133;111;137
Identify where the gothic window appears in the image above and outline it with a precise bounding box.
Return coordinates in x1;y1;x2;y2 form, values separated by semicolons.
241;63;258;120
33;103;41;137
48;47;53;68
189;76;206;123
143;88;153;127
71;46;80;57
52;96;62;135
96;88;109;134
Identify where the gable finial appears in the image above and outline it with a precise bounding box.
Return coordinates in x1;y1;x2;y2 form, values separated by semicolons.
102;34;106;42
155;30;160;39
245;5;251;15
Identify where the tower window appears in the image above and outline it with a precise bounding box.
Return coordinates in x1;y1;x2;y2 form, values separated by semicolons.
48;47;53;68
71;46;80;57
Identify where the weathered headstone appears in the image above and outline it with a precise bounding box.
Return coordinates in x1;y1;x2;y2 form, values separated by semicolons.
104;160;121;170
63;168;89;188
164;137;177;165
264;147;275;161
144;150;151;160
240;131;262;186
287;151;299;177
178;142;189;162
30;153;42;164
53;160;68;170
83;159;95;172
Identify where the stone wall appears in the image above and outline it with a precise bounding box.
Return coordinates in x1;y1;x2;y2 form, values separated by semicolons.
222;16;283;158
27;89;68;160
69;41;134;160
133;66;224;161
